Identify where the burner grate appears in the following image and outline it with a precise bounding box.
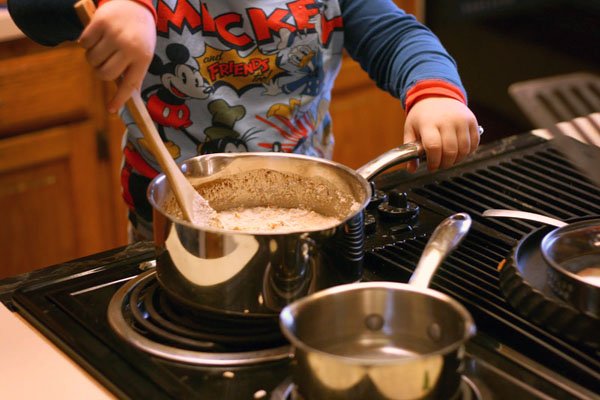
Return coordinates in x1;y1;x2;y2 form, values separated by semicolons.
410;148;600;241
127;277;285;352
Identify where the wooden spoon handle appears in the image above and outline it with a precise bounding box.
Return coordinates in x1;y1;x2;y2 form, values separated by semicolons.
125;93;199;223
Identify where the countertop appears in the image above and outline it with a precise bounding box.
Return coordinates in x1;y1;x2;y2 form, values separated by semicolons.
0;303;114;399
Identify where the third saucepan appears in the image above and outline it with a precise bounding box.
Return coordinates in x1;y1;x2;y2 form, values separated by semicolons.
279;213;475;400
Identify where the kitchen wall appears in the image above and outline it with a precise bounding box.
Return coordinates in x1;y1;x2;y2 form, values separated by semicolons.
424;0;600;142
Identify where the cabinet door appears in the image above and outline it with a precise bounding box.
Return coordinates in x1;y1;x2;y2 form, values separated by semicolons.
0;122;106;278
0;45;97;137
331;56;406;169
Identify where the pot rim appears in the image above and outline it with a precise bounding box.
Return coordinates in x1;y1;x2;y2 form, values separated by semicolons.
540;218;600;291
147;152;372;235
279;281;476;365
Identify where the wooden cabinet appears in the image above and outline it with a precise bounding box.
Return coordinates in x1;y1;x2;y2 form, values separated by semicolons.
331;55;406;169
0;39;128;279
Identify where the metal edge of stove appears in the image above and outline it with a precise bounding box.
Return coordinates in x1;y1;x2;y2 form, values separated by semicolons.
7;252;173;400
107;269;293;366
0;242;157;307
465;335;599;400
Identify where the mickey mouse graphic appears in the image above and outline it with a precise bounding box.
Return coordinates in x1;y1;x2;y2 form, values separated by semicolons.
200;99;261;154
141;43;213;158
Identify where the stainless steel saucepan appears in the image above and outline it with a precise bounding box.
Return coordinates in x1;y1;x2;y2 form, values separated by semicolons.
148;142;429;318
279;213;475;400
483;209;600;317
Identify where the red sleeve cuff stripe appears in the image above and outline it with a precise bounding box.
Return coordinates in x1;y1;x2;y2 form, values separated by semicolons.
97;0;157;22
405;80;467;113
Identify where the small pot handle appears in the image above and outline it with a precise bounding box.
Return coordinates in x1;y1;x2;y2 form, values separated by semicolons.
355;142;422;181
409;213;472;289
482;209;567;227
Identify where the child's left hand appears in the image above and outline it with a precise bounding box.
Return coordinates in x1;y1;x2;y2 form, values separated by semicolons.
403;97;480;172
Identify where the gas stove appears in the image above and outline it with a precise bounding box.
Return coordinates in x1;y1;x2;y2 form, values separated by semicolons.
1;133;599;399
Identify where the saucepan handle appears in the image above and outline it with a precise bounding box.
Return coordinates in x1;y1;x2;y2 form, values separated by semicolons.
356;126;484;181
408;213;472;289
482;209;567;227
355;142;422;181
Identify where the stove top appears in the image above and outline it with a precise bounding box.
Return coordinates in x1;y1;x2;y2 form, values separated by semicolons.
2;244;577;400
1;133;599;399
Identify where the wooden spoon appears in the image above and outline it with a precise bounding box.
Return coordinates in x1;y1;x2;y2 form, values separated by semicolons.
74;0;219;226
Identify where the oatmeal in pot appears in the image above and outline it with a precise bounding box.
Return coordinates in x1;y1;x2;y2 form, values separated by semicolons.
164;169;361;232
215;206;341;232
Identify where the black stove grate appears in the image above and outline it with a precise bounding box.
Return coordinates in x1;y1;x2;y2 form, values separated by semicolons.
126;275;286;351
410;147;600;241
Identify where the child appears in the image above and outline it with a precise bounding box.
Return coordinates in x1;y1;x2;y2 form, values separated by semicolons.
10;0;480;240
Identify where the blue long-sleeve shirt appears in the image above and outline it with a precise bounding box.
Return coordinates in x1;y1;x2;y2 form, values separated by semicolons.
10;0;466;164
341;0;464;105
10;0;467;224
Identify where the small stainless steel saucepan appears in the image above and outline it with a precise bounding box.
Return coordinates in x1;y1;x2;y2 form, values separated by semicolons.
279;213;475;400
483;209;600;318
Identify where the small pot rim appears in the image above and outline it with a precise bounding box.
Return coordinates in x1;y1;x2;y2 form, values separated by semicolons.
279;281;476;365
540;218;600;291
147;152;372;235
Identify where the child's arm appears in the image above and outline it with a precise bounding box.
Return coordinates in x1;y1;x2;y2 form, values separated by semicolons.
8;0;156;114
8;0;84;46
340;0;479;171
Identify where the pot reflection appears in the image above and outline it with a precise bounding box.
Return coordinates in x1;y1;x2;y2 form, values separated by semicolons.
153;211;363;317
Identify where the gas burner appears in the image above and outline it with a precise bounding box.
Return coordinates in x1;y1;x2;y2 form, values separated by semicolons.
107;270;292;366
269;375;486;400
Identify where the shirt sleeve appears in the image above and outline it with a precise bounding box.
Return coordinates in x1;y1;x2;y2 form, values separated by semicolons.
339;0;467;111
8;0;83;46
8;0;157;46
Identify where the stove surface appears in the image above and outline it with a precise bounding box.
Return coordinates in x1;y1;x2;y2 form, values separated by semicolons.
1;133;599;399
2;243;586;400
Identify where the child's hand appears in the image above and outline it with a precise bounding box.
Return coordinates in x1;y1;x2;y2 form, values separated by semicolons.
78;0;156;113
403;97;480;172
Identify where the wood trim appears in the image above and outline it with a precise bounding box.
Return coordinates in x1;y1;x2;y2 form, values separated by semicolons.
0;128;71;171
394;0;425;20
103;109;129;246
67;121;107;254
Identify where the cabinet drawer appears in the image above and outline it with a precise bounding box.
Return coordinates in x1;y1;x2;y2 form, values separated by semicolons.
0;45;98;137
0;122;107;278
